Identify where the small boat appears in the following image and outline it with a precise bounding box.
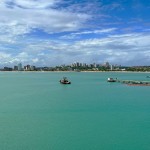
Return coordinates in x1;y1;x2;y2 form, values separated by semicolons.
146;76;150;78
107;78;117;82
60;77;71;84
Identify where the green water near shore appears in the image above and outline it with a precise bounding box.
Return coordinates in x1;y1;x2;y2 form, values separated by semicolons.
0;72;150;150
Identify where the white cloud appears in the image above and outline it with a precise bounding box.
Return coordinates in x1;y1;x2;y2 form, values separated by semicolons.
0;52;12;65
0;0;61;9
0;0;90;42
60;28;116;39
11;33;150;66
0;0;149;67
0;52;11;59
0;31;149;66
11;0;60;9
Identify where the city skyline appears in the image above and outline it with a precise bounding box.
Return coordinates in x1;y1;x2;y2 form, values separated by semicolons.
2;61;150;72
1;61;114;69
0;0;150;67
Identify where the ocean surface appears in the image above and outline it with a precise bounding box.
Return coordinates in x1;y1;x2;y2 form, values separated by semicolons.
0;71;150;150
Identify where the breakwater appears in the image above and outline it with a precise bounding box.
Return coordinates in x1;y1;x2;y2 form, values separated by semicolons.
117;79;150;86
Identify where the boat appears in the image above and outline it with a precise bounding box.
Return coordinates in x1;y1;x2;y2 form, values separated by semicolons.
107;78;117;82
60;77;71;84
146;76;150;78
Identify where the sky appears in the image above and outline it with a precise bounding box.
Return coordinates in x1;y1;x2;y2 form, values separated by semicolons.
0;0;150;67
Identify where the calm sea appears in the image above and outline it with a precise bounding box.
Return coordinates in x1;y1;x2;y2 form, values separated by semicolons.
0;71;150;150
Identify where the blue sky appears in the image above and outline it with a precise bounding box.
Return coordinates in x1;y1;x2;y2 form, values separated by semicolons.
0;0;149;67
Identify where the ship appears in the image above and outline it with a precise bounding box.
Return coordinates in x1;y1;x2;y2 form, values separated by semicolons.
107;78;117;82
60;77;71;84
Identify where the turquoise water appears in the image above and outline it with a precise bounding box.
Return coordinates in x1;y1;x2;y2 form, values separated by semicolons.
0;72;150;150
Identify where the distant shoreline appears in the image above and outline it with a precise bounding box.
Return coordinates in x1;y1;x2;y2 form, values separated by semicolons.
0;70;150;73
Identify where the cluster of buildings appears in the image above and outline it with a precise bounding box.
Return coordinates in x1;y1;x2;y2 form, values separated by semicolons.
1;62;149;72
3;63;36;71
71;62;111;68
1;62;120;71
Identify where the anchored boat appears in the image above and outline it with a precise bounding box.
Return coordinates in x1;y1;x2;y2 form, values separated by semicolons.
107;78;117;82
60;77;71;84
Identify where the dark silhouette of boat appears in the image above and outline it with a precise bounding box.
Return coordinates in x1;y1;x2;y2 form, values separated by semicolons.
60;77;71;84
107;78;117;82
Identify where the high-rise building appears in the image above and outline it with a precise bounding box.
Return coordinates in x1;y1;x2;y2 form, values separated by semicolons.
18;63;22;71
110;65;114;70
104;62;110;67
14;66;18;71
